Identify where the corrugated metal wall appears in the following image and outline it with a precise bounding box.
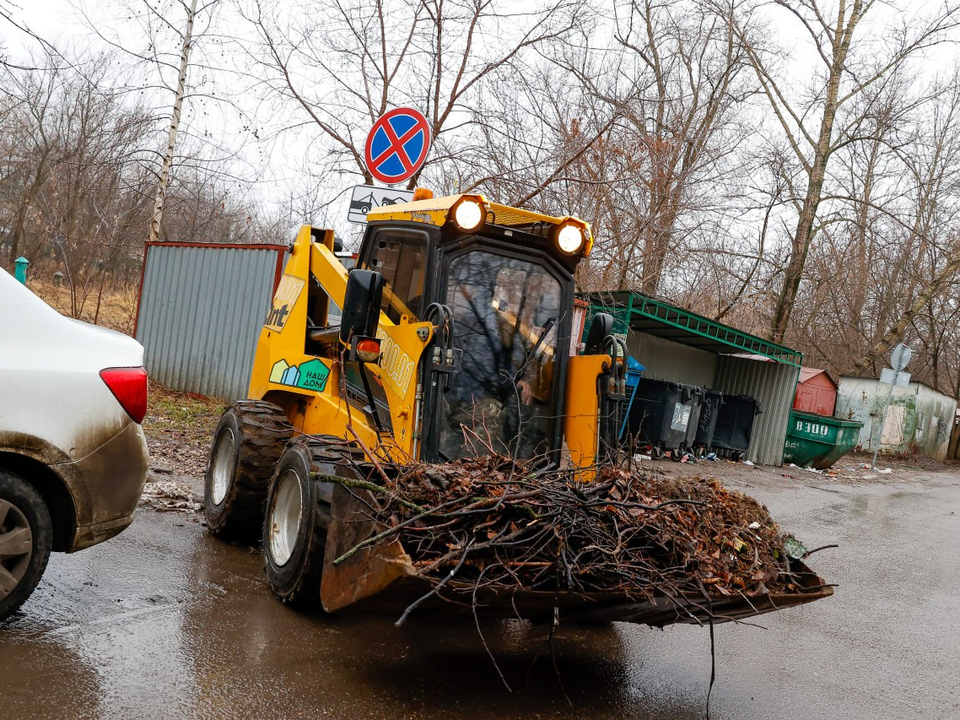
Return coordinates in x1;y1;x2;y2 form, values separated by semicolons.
136;244;284;400
713;356;800;466
627;332;717;385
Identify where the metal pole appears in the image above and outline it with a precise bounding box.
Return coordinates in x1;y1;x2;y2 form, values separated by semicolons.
871;373;896;471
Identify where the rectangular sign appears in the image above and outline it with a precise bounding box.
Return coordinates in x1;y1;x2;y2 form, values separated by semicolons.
879;368;911;387
347;185;414;225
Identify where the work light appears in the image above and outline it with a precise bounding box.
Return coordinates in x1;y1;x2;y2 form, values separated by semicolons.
451;197;485;232
555;222;586;254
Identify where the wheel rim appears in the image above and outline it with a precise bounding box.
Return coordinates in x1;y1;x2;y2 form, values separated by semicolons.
0;498;33;601
210;428;237;506
268;469;303;567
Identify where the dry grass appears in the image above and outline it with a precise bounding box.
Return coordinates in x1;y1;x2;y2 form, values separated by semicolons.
28;278;140;335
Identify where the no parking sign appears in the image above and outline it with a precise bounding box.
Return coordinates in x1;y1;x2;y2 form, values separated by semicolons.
364;107;431;185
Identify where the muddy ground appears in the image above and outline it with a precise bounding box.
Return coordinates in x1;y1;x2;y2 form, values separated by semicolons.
2;385;959;719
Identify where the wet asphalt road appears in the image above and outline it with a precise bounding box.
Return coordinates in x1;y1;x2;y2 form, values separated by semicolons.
2;471;959;719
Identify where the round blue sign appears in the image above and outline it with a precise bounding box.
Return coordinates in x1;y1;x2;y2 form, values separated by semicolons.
364;108;431;185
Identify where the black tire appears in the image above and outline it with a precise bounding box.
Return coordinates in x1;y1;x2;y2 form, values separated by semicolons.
204;400;293;542
0;469;53;622
263;437;341;608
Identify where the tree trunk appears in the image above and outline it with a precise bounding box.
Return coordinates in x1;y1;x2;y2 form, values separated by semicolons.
147;0;198;244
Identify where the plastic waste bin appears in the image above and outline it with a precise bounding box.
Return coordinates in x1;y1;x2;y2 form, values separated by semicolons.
782;410;863;469
681;385;704;449
625;377;690;452
694;389;724;450
711;394;761;458
619;357;646;440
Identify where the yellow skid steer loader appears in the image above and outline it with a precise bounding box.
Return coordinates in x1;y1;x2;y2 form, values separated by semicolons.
203;192;830;625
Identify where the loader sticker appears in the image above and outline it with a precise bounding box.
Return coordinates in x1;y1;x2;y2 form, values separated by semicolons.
265;275;305;331
269;358;330;392
375;329;415;390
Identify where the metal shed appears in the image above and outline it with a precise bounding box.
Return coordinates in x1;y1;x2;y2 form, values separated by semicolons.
836;376;958;461
135;242;287;400
793;367;838;416
585;292;802;466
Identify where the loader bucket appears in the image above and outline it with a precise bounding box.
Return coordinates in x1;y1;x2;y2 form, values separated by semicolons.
319;483;834;626
320;484;418;612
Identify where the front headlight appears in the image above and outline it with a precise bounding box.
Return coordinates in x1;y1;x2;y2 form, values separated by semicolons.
452;198;485;231
555;222;586;254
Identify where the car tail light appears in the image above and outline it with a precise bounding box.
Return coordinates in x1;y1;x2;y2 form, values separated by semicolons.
100;367;148;424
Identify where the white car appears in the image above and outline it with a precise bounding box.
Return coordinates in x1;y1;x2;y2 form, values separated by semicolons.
0;267;149;621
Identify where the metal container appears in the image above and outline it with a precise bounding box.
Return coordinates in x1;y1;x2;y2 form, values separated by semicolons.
782;410;863;469
694;389;724;449
625;377;690;452
712;394;761;457
681;385;704;448
135;242;287;399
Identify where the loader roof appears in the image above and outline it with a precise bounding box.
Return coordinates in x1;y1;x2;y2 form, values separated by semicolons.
366;193;593;255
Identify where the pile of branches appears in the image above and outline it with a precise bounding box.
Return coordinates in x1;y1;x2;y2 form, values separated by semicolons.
351;456;812;601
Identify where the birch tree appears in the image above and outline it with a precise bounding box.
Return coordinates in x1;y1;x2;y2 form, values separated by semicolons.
78;0;227;243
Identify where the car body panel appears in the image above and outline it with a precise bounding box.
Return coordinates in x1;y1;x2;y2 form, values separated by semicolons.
0;268;148;552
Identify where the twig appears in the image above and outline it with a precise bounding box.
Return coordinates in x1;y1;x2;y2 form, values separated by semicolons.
395;540;475;627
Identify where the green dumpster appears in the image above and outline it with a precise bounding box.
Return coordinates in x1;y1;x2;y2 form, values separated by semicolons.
783;410;863;469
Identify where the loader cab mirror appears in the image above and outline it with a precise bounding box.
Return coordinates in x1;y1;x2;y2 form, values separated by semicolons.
583;312;615;355
340;269;386;345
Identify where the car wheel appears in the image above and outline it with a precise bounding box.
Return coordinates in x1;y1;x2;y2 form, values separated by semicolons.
204;400;293;542
0;469;53;622
263;437;341;608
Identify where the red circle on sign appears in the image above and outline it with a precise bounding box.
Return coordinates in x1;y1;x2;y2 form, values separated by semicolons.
364;107;432;185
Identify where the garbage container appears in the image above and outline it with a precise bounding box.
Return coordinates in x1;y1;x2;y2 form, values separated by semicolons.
619;357;646;440
625;377;690;452
681;385;704;449
711;394;761;459
782;410;863;469
694;389;724;450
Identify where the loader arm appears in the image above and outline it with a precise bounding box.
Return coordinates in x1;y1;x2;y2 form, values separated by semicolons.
248;227;434;460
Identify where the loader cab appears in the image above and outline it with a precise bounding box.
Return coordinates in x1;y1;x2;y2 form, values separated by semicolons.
359;195;591;465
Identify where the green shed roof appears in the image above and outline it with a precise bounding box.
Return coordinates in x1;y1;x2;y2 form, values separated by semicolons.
583;291;803;367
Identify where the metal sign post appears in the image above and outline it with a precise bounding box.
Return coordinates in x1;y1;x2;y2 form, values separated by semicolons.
871;342;912;470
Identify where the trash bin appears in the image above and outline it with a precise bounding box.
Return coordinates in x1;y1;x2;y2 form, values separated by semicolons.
625;377;690;452
782;410;863;469
711;394;761;458
694;389;724;450
681;385;704;449
619;357;646;440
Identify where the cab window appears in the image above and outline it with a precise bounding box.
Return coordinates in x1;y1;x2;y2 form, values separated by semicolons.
364;229;429;323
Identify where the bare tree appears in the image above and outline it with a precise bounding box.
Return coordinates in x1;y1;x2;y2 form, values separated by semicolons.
76;0;236;244
238;0;583;209
0;49;155;314
733;0;960;343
